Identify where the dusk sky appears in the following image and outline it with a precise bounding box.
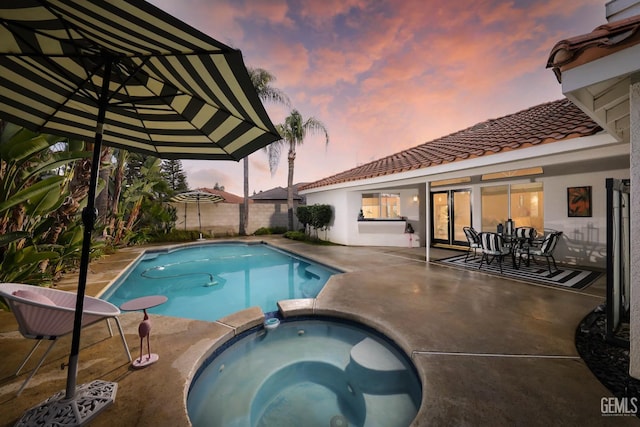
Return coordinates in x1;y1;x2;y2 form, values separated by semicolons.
149;0;606;196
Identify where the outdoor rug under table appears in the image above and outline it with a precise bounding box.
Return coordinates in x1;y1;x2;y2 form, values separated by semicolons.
433;254;601;290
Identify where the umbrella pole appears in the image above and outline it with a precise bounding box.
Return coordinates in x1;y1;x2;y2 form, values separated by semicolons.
64;133;102;398
64;58;113;401
18;57;118;427
198;198;202;238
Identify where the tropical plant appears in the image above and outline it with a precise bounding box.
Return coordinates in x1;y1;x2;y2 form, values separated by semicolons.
245;67;290;235
269;110;329;230
110;154;174;245
0;121;92;284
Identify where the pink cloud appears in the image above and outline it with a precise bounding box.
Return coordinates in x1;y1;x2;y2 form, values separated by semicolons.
148;0;607;196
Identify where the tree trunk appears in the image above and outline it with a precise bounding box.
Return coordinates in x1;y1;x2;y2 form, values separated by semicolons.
107;150;127;234
287;143;296;231
96;147;111;223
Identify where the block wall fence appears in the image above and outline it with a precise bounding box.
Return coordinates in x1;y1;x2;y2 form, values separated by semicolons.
170;202;302;236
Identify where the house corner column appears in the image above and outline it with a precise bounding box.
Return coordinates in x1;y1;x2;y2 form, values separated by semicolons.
424;181;430;261
630;79;640;379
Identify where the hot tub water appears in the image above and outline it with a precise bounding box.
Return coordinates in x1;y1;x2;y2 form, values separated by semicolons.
187;318;422;427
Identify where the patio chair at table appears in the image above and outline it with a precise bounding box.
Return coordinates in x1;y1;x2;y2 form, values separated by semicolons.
463;226;481;262
514;227;537;245
0;282;132;395
478;232;512;274
514;231;563;273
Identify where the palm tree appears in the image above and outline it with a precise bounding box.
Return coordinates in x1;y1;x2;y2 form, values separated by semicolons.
271;110;329;231
243;67;290;235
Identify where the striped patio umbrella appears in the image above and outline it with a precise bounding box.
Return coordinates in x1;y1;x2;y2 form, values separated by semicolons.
0;1;280;425
170;190;225;235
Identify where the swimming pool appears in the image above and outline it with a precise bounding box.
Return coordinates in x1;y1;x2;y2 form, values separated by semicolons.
101;242;340;322
187;317;422;427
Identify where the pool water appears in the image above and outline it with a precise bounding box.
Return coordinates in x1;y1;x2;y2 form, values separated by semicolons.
187;318;422;427
102;243;339;322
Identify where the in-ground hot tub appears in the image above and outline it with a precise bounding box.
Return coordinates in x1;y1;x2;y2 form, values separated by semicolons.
187;317;422;427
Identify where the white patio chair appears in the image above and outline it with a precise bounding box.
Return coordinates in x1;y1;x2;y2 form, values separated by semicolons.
463;226;481;262
478;232;512;274
514;227;537;245
0;282;132;395
515;231;563;273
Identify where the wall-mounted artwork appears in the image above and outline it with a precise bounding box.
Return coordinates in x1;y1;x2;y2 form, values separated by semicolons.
567;186;592;217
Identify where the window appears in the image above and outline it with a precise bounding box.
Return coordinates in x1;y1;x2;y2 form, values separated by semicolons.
480;183;544;232
361;193;401;219
481;185;508;231
510;183;544;231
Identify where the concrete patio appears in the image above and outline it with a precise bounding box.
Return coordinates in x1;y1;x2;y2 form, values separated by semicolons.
0;237;636;426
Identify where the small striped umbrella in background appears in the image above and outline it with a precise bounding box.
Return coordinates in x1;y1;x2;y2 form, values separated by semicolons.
0;1;280;425
170;190;225;237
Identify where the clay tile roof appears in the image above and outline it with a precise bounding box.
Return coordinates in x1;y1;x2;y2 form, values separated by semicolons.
547;15;640;82
301;99;601;191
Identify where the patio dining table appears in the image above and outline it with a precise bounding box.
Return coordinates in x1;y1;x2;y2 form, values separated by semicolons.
500;234;529;269
501;230;540;270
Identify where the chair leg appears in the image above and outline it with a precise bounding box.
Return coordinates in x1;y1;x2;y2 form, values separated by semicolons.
114;317;133;362
16;340;43;375
17;339;58;395
546;256;558;274
465;248;472;262
105;317;114;337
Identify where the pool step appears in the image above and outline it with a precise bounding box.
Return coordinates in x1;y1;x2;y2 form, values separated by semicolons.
346;338;411;395
304;265;325;279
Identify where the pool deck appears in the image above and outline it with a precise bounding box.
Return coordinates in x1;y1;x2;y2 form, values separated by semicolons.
0;237;637;426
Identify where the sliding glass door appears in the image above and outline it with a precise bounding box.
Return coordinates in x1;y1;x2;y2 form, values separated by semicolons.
431;189;471;246
480;183;544;232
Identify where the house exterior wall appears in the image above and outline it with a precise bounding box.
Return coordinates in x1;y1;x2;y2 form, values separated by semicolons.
468;168;629;269
305;166;629;269
537;169;629;267
307;188;422;247
170;201;302;236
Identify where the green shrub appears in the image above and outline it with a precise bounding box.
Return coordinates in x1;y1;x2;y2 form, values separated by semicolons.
296;204;333;238
296;206;312;232
254;227;272;235
270;226;288;234
148;230;207;243
283;231;306;241
254;226;287;235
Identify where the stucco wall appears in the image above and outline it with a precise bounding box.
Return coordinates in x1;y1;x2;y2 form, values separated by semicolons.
537;169;628;268
306;188;421;247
